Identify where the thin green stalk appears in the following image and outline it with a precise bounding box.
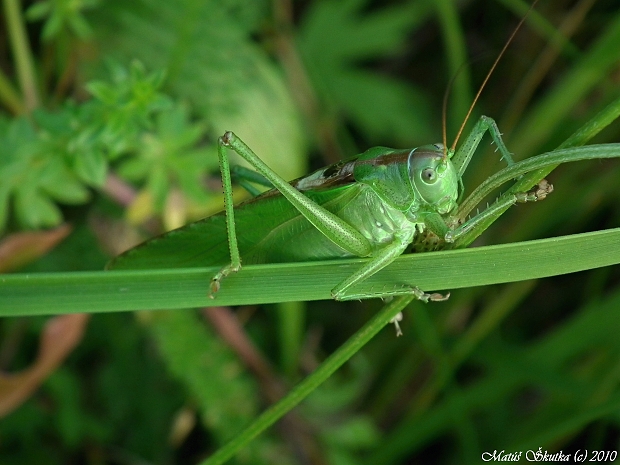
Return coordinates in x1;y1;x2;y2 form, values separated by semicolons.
2;0;39;111
450;280;535;365
509;94;620;195
200;295;413;465
0;67;25;114
456;144;620;223
277;301;304;377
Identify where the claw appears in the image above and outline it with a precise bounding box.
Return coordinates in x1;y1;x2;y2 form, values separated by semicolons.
429;292;450;302
220;130;234;146
209;279;221;299
209;263;241;298
387;291;449;336
534;179;553;200
412;287;451;303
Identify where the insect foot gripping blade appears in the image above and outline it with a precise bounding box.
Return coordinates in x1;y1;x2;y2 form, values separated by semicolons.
515;179;554;203
333;284;450;302
533;179;554;201
429;291;451;302
209;263;242;299
411;287;451;303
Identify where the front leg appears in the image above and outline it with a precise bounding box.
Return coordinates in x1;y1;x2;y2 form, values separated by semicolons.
332;230;449;302
444;179;554;244
451;116;515;179
332;231;449;337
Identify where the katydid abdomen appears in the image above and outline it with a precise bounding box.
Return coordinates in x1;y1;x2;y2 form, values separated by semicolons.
107;186;361;269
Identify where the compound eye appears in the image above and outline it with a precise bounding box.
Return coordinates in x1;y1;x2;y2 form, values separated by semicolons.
421;167;437;184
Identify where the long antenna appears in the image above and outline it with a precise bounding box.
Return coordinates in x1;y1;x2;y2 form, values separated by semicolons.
442;63;466;156
447;0;540;153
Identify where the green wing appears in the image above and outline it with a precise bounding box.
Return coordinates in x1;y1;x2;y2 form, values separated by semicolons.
107;184;362;270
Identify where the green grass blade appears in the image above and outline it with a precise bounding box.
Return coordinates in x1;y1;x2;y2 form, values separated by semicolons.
2;227;620;316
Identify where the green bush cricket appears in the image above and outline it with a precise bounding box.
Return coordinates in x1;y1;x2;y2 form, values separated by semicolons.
106;0;617;336
106;124;546;335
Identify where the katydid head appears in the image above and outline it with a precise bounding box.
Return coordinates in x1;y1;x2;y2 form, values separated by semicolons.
409;144;458;214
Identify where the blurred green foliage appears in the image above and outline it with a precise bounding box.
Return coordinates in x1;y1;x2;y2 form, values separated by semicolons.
1;0;620;464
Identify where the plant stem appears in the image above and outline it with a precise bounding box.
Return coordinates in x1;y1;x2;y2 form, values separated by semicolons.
3;0;39;111
509;94;620;195
200;296;414;465
0;67;25;114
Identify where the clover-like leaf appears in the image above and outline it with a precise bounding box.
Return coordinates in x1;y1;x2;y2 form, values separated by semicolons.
0;115;90;231
14;188;63;229
116;104;214;215
26;0;99;40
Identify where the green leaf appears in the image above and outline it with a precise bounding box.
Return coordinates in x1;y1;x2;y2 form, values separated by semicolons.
39;163;91;204
41;11;63;40
74;149;107;186
27;0;98;41
297;0;434;145
25;2;52;21
14;189;63;229
89;0;307;181
0;115;95;229
148;311;260;442
68;13;93;38
86;81;117;104
116;157;149;181
111;102;214;215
